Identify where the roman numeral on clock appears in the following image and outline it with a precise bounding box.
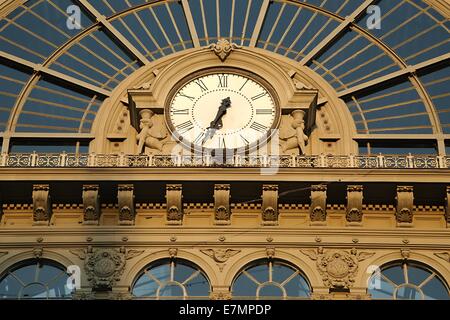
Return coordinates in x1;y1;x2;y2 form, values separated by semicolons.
175;121;194;135
178;92;195;101
251;92;268;101
194;79;208;92
172;109;189;115
256;109;273;115
217;75;228;88
250;122;268;133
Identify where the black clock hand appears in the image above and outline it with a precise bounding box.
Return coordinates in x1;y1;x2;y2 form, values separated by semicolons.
203;97;232;144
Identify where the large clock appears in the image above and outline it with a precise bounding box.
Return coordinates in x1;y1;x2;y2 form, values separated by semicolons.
166;68;280;151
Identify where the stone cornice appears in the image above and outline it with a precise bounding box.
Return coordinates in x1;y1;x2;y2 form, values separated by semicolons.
0;167;449;183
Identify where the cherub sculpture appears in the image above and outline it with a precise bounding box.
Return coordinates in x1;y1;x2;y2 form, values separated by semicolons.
279;110;309;155
136;109;169;154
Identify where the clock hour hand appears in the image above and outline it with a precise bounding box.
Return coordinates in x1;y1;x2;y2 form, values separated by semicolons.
202;97;232;144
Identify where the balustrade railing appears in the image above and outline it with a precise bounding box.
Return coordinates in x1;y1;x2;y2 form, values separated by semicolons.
0;152;448;169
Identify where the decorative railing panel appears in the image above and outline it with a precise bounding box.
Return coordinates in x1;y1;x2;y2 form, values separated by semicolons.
0;153;448;169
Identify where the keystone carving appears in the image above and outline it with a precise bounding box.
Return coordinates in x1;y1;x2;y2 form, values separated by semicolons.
209;39;241;62
118;184;135;225
32;184;52;225
166;184;183;224
396;186;414;224
33;247;43;260
310;185;327;224
301;247;375;289
201;248;241;272
70;246;144;291
261;185;279;225
214;184;231;224
346;185;363;223
83;185;100;224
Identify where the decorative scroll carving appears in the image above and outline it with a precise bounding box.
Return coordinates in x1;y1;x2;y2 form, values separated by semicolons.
346;185;363;224
201;248;240;272
70;246;143;291
279;110;309;155
118;184;135;225
301;247;375;289
310;185;327;224
445;186;450;224
32;184;52;225
166;184;183;224
136;109;172;155
396;186;414;224
82;185;100;224
209;39;241;62
214;184;231;224
261;185;279;225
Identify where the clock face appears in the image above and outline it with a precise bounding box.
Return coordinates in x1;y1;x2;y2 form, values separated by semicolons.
167;70;278;150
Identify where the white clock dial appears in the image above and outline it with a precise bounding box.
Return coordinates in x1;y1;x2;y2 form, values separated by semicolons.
168;71;278;150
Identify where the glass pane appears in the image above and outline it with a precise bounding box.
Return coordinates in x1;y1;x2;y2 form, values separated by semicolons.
174;263;196;283
21;283;47;299
184;273;209;297
395;285;422;300
0;274;22;299
148;264;171;282
159;284;184;297
271;263;295;284
232;273;258;297
132;274;159;297
368;276;396;299
259;284;283;298
382;265;405;286
284;274;310;298
407;266;433;286
246;264;269;283
421;277;450;300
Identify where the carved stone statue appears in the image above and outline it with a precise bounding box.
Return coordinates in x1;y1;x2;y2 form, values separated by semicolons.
136;109;172;154
279;110;309;155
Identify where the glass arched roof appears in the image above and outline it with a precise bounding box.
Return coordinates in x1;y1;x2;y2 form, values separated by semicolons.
0;0;448;153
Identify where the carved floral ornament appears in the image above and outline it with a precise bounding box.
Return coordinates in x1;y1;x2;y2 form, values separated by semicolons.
301;247;375;289
208;39;242;62
70;247;143;290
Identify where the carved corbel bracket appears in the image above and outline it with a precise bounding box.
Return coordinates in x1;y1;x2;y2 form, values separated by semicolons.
283;76;318;136
118;184;135;225
166;184;183;225
396;186;414;226
127;89;164;131
82;185;100;225
32;184;52;226
310;185;327;226
346;185;363;225
261;185;279;226
214;184;231;225
445;186;450;225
